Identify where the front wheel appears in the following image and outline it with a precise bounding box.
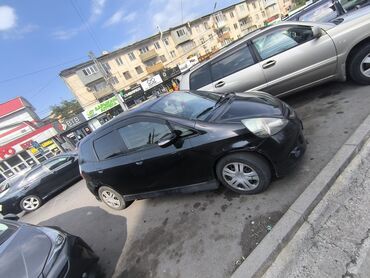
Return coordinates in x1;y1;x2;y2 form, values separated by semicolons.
348;44;370;85
98;186;130;210
20;195;42;212
216;153;271;194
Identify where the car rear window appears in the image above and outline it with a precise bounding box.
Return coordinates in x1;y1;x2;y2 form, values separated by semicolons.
93;131;125;160
189;65;212;90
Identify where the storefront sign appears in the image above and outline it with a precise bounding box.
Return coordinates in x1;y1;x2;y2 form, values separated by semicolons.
140;74;163;91
160;66;181;81
121;85;144;97
41;139;53;148
83;96;120;120
61;113;87;131
0;147;16;159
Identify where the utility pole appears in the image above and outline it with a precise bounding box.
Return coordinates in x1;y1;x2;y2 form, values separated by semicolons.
88;51;128;111
157;25;172;65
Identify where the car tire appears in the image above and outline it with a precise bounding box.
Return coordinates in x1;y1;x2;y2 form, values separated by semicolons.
216;153;271;194
20;195;42;212
98;186;130;210
348;44;370;85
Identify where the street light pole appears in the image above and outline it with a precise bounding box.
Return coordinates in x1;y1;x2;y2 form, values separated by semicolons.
88;51;128;111
157;25;172;65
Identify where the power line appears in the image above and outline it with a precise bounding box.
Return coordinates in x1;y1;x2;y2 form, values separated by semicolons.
0;57;86;84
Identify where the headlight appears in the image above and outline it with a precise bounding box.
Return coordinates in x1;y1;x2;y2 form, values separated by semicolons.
241;118;288;138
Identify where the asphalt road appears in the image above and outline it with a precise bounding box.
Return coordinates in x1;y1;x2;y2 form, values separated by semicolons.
21;81;370;278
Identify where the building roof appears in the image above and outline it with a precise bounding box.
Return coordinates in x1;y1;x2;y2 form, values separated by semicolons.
0;97;33;119
59;1;245;78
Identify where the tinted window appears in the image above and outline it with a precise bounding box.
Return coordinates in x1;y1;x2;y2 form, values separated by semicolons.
173;124;196;137
211;45;254;81
25;167;45;182
298;2;338;22
43;157;69;171
94;132;124;160
150;92;217;120
118;122;172;150
252;26;314;60
189;65;212;90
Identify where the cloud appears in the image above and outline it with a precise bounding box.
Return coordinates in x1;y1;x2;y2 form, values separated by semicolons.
1;24;38;39
53;0;107;40
0;5;17;31
103;10;137;27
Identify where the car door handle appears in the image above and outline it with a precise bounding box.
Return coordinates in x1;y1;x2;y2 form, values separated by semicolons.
214;81;225;88
262;60;276;69
98;170;104;174
135;161;143;166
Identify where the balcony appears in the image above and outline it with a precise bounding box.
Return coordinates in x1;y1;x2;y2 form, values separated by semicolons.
212;12;226;30
139;49;158;62
217;32;231;43
76;68;105;86
146;62;164;74
264;0;278;8
91;84;112;100
170;28;192;46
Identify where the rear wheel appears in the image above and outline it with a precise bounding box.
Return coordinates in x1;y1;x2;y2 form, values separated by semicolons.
216;153;271;194
348;44;370;85
20;195;42;212
98;186;129;210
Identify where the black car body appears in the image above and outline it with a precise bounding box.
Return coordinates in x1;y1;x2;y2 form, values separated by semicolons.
79;91;306;209
0;153;80;214
284;0;370;23
0;218;98;278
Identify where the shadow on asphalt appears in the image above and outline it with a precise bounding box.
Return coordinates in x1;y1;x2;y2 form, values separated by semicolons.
39;206;127;277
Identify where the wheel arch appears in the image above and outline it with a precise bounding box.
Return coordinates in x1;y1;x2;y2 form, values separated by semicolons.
345;36;370;76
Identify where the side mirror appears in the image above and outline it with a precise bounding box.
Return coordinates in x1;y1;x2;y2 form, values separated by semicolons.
312;26;322;39
3;214;19;221
157;133;178;148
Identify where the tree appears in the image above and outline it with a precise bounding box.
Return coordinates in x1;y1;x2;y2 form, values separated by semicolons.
50;99;83;120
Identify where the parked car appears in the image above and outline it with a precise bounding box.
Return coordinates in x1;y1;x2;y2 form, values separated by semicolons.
283;0;370;23
179;9;370;97
0;153;80;214
78;91;306;210
0;216;98;278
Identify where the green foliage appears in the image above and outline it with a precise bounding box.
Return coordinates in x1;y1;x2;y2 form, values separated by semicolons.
50;99;83;120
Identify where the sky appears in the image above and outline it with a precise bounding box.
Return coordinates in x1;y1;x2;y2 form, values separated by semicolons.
0;0;240;118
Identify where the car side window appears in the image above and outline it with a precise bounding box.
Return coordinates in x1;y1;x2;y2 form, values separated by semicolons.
43;157;69;171
94;132;124;160
189;65;212;90
210;44;254;81
118;121;172;151
252;26;315;60
172;124;196;137
25;167;45;182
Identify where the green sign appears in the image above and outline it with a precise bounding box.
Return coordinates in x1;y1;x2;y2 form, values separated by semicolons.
83;96;120;119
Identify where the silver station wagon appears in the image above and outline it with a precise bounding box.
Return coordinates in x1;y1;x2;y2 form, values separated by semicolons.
179;7;370;97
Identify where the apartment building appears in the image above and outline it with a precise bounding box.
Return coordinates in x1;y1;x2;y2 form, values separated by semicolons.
60;0;293;113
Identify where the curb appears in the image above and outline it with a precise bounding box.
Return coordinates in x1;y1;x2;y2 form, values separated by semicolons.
231;114;370;278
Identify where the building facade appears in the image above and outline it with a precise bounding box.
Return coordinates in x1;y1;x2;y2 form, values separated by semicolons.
60;0;293;112
0;97;64;182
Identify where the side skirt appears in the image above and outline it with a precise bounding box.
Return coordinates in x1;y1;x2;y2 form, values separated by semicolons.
123;180;220;201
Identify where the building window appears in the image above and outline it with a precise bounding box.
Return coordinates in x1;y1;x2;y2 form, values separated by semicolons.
204;21;209;29
262;11;266;17
181;41;194;53
93;80;107;92
128;52;136;61
240;18;249;26
170;51;176;58
102;62;111;73
111;76;119;84
200;37;205;44
195;25;201;33
239;4;246;11
154;41;161;49
82;65;98;76
208;34;213;40
123;71;132;80
256;14;259;20
139;46;150;54
115;57;123;66
176;29;186;37
229;11;234;18
252;2;256;9
160;55;167;62
163;37;169;45
234;23;238;30
135;66;143;74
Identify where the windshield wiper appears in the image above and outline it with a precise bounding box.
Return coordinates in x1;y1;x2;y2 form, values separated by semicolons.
105;152;124;159
195;106;214;119
214;92;235;107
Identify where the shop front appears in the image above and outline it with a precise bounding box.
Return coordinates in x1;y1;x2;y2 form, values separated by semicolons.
60;113;91;149
120;85;147;109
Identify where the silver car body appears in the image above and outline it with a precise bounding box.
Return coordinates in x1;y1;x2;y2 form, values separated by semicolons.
179;7;370;97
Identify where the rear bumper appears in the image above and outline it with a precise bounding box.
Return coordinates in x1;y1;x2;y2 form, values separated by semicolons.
0;198;22;215
258;118;306;177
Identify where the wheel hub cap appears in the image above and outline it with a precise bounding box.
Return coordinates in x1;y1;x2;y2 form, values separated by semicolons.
360;54;370;78
101;190;121;208
222;162;260;191
23;197;39;210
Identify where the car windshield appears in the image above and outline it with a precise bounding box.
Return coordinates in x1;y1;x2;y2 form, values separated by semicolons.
298;2;338;22
149;92;219;120
0;222;17;245
340;0;369;10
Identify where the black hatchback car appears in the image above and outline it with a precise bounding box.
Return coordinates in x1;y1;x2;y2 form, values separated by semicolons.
0;153;80;214
0;217;98;278
79;91;306;210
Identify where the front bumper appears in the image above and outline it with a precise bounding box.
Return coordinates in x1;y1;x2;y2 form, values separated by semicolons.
258;117;306;177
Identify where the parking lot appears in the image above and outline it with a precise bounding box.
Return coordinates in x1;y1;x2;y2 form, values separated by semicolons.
21;81;370;278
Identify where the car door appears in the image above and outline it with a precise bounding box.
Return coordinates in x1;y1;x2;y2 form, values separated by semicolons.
250;24;337;96
209;42;268;93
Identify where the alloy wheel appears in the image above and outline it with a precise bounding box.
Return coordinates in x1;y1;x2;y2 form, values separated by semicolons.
222;162;260;191
101;190;122;208
360;53;370;78
22;197;40;211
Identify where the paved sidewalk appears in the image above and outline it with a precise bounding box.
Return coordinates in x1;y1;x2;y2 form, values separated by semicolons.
262;138;370;278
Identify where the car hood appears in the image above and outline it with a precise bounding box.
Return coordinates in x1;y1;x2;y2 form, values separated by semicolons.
215;91;284;122
0;225;51;278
